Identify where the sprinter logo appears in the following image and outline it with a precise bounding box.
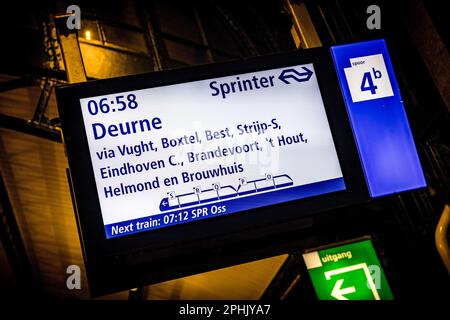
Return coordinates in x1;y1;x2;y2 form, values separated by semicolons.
209;65;314;99
278;67;313;84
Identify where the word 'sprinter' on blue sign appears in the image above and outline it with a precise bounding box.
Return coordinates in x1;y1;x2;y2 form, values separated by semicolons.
331;39;426;197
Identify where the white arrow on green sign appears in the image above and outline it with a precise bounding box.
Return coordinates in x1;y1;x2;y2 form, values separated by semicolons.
303;238;393;300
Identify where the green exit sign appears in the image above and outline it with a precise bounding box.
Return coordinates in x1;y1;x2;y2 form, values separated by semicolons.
303;237;394;300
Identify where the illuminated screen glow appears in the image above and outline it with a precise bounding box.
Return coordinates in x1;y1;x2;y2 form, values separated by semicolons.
331;40;426;197
79;63;345;238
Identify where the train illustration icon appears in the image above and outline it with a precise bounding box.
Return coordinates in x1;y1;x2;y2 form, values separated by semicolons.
159;174;294;211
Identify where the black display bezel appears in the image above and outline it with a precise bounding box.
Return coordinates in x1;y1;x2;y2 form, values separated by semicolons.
56;47;369;296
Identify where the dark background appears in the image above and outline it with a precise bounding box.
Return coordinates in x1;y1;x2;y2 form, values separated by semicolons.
0;0;448;300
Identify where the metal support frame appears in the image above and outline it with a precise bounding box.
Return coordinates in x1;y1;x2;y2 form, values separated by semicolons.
31;78;55;125
285;0;322;49
260;253;303;300
1;13;90;143
0;77;36;93
0;73;61;143
54;14;87;83
193;4;214;64
0;114;61;143
260;252;318;301
210;0;259;56
436;204;450;275
138;1;164;71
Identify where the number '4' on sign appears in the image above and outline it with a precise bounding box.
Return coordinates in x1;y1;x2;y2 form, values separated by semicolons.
360;68;382;94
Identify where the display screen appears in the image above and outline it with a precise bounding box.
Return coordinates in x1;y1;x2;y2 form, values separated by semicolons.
79;63;345;239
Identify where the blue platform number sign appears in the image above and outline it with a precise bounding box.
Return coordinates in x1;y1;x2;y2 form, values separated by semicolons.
345;54;393;102
331;39;426;197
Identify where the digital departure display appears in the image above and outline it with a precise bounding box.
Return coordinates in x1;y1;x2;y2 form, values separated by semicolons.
79;63;345;239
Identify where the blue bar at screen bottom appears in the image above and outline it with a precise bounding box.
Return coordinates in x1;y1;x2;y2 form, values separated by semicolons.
104;177;346;239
